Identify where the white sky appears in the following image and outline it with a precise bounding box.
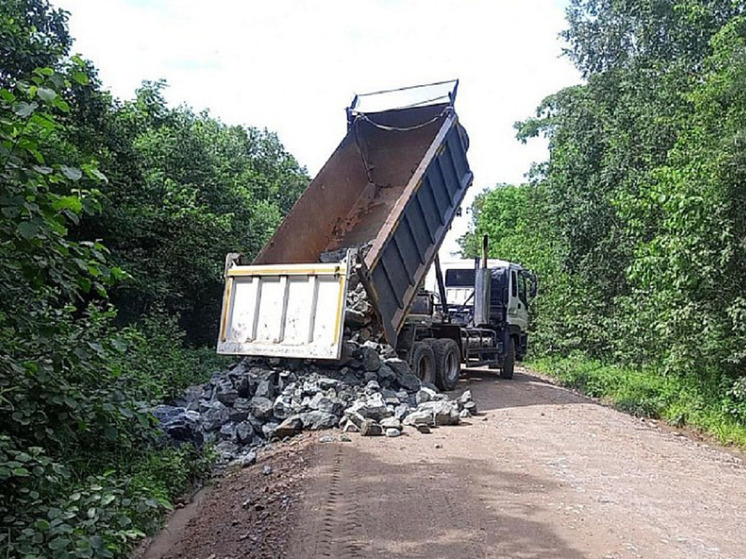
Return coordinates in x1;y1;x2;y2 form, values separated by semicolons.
54;0;580;256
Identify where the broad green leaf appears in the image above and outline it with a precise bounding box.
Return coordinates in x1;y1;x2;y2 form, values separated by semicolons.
17;221;39;239
60;165;82;181
72;71;90;85
15;101;37;118
52;195;83;214
36;87;57;102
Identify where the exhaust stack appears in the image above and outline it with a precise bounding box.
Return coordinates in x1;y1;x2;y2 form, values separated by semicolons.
473;235;491;326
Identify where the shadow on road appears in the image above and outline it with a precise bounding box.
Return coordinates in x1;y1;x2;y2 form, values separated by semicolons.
456;367;592;413
289;441;589;559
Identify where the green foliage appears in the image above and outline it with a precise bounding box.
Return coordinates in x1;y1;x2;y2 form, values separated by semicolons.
114;310;231;402
0;0;72;88
465;2;746;441
530;355;746;446
1;1;306;555
0;434;212;559
74;80;308;343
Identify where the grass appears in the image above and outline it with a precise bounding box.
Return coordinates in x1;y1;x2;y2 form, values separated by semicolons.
526;353;746;448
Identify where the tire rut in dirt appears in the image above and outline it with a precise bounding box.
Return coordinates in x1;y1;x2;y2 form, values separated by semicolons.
292;444;368;559
287;441;488;559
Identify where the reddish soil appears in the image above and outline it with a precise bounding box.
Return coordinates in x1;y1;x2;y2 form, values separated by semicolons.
138;367;746;559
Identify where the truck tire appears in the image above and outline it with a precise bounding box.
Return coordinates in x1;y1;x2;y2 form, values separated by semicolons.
501;337;515;379
433;338;461;391
411;342;436;385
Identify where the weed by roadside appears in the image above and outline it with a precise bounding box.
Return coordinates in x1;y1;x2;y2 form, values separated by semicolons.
528;353;746;447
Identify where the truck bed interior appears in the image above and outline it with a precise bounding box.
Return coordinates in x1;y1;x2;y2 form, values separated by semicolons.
253;103;450;265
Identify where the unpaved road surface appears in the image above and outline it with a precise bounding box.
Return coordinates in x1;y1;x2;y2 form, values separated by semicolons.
141;368;746;559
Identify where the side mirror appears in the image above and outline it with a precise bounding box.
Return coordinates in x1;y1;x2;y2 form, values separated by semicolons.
528;273;538;300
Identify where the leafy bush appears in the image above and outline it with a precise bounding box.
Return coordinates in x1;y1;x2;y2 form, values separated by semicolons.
530;355;746;446
0;64;222;558
2;3;306;557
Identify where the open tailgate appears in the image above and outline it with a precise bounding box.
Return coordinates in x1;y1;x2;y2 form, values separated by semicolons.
217;254;350;359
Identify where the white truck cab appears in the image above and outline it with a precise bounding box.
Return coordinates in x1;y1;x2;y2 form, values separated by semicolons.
425;259;535;362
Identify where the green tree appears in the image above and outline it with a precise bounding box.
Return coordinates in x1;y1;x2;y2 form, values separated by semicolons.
0;0;71;88
74;81;308;342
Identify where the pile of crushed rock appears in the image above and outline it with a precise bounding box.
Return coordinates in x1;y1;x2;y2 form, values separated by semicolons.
153;339;477;468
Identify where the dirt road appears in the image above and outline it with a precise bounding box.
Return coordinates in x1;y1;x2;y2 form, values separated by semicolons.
142;368;746;559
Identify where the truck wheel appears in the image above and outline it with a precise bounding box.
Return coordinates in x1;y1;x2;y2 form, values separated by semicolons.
433;339;461;391
501;337;515;379
411;342;436;385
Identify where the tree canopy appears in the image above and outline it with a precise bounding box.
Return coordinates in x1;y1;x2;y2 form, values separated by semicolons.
0;1;308;556
466;1;746;383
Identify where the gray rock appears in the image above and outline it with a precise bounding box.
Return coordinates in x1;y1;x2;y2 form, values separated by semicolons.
415;424;431;434
309;393;345;416
404;408;435;427
364;393;393;421
248;415;265;433
463;400;478;415
262;421;279;439
362;347;381;371
278;370;295;391
384;358;411;377
153;406;203;444
380;416;402;430
360;419;383;436
385;359;421;392
273;395;293;420
151;404;184;424
200;384;215;402
318;377;340;390
227;368;251;397
274;416;303;438
342;420;360;433
343;408;367;428
320;248;348;263
419;400;460;426
219;422;237;441
249;396;274;420
235;421;254;444
215;378;239;406
229;360;250;375
319;435;335;443
385;428;401;438
255;377;277;400
230;398;251;422
376;364;397;383
365;379;381;392
416;387;438;405
200;401;230;431
231;450;257;468
301;379;321;395
215;440;241;460
381;389;401;406
394;403;411;421
299;411;338;430
459;409;472;419
173;385;203;411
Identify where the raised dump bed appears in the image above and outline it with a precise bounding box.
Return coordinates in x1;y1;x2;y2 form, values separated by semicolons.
218;81;473;359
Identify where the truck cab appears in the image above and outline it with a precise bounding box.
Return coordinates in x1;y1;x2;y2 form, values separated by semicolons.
425;259;535;361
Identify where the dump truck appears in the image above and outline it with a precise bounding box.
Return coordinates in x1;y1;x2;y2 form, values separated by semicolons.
217;80;535;389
